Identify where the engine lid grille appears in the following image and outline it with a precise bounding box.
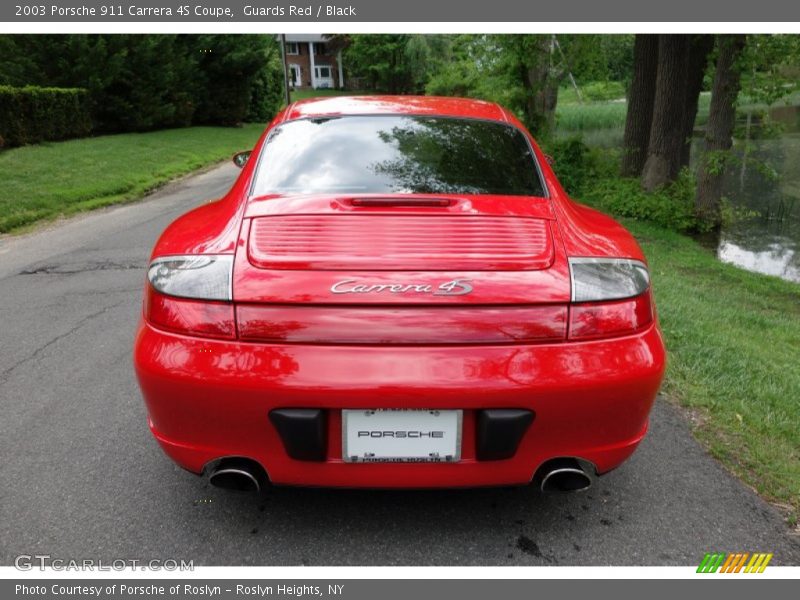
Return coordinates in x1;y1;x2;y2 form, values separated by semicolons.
248;215;554;271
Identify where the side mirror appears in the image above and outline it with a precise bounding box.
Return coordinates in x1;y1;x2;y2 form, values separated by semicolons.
543;154;555;166
232;151;251;169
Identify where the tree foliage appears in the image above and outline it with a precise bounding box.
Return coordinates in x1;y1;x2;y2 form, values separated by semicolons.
343;34;452;94
340;34;633;137
0;34;284;133
557;34;635;84
191;35;283;126
739;35;800;106
424;35;623;136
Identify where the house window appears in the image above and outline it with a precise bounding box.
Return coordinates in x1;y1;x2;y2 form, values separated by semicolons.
315;66;332;79
314;43;327;56
285;42;299;55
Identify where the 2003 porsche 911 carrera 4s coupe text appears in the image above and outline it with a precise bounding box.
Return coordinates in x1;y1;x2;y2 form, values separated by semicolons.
134;96;666;493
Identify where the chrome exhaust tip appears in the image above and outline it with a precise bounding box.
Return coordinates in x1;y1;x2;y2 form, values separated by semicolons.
206;457;267;493
537;458;592;493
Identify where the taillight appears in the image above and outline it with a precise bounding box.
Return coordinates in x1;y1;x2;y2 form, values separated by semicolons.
568;257;654;340
147;255;232;301
144;255;235;339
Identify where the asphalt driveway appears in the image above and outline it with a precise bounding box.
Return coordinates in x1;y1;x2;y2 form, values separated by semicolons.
1;163;798;566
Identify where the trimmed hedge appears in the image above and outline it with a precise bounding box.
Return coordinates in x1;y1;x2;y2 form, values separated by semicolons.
0;85;92;148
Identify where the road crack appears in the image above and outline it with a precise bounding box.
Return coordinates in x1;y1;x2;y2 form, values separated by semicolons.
0;300;126;385
19;261;144;276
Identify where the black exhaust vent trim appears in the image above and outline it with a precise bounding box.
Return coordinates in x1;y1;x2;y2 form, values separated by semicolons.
269;408;328;462
476;409;535;461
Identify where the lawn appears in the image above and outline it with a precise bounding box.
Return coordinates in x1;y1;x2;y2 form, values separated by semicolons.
619;219;800;521
0;124;266;233
556;88;714;133
290;88;364;101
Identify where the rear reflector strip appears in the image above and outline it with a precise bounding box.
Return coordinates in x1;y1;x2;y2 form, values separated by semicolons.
145;288;236;340
568;292;654;341
237;305;568;345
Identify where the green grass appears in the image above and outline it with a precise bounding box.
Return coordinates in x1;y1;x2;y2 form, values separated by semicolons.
290;88;364;101
0;125;266;233
555;87;714;133
618;219;800;518
557;101;628;132
558;80;626;104
557;82;627;131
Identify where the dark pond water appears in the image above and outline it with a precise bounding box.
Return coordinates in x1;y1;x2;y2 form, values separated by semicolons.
716;128;800;283
562;106;800;284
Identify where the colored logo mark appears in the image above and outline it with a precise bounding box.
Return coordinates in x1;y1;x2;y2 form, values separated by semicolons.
697;552;773;573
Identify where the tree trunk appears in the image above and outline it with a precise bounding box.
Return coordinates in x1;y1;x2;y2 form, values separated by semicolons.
695;34;747;227
641;35;690;192
621;35;659;177
739;108;752;191
523;36;556;136
680;35;715;168
536;80;559;133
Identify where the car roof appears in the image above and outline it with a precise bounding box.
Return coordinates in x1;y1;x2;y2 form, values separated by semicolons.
282;95;512;123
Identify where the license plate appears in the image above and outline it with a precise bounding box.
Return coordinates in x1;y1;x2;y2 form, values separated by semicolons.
342;409;462;463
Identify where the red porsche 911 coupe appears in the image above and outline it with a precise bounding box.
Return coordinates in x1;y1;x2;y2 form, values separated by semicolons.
134;96;665;493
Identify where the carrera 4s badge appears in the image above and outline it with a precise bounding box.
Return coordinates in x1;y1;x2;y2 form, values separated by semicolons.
330;278;473;296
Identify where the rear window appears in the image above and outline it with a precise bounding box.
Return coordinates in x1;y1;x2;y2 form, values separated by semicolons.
250;115;546;197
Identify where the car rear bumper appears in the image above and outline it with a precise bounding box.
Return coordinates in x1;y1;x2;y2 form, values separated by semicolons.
134;321;666;488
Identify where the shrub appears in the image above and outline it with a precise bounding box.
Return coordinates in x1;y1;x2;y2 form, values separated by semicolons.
581;80;626;102
581;172;703;233
558;80;626;104
192;35;283;126
246;62;285;123
544;136;706;233
425;61;482;98
543;135;617;196
0;85;92;148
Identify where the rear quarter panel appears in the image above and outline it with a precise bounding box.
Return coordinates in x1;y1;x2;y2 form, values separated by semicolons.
501;110;646;263
149;111;286;259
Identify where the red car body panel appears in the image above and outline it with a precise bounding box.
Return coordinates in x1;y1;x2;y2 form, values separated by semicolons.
135;323;664;487
284;95;513;122
134;96;666;488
